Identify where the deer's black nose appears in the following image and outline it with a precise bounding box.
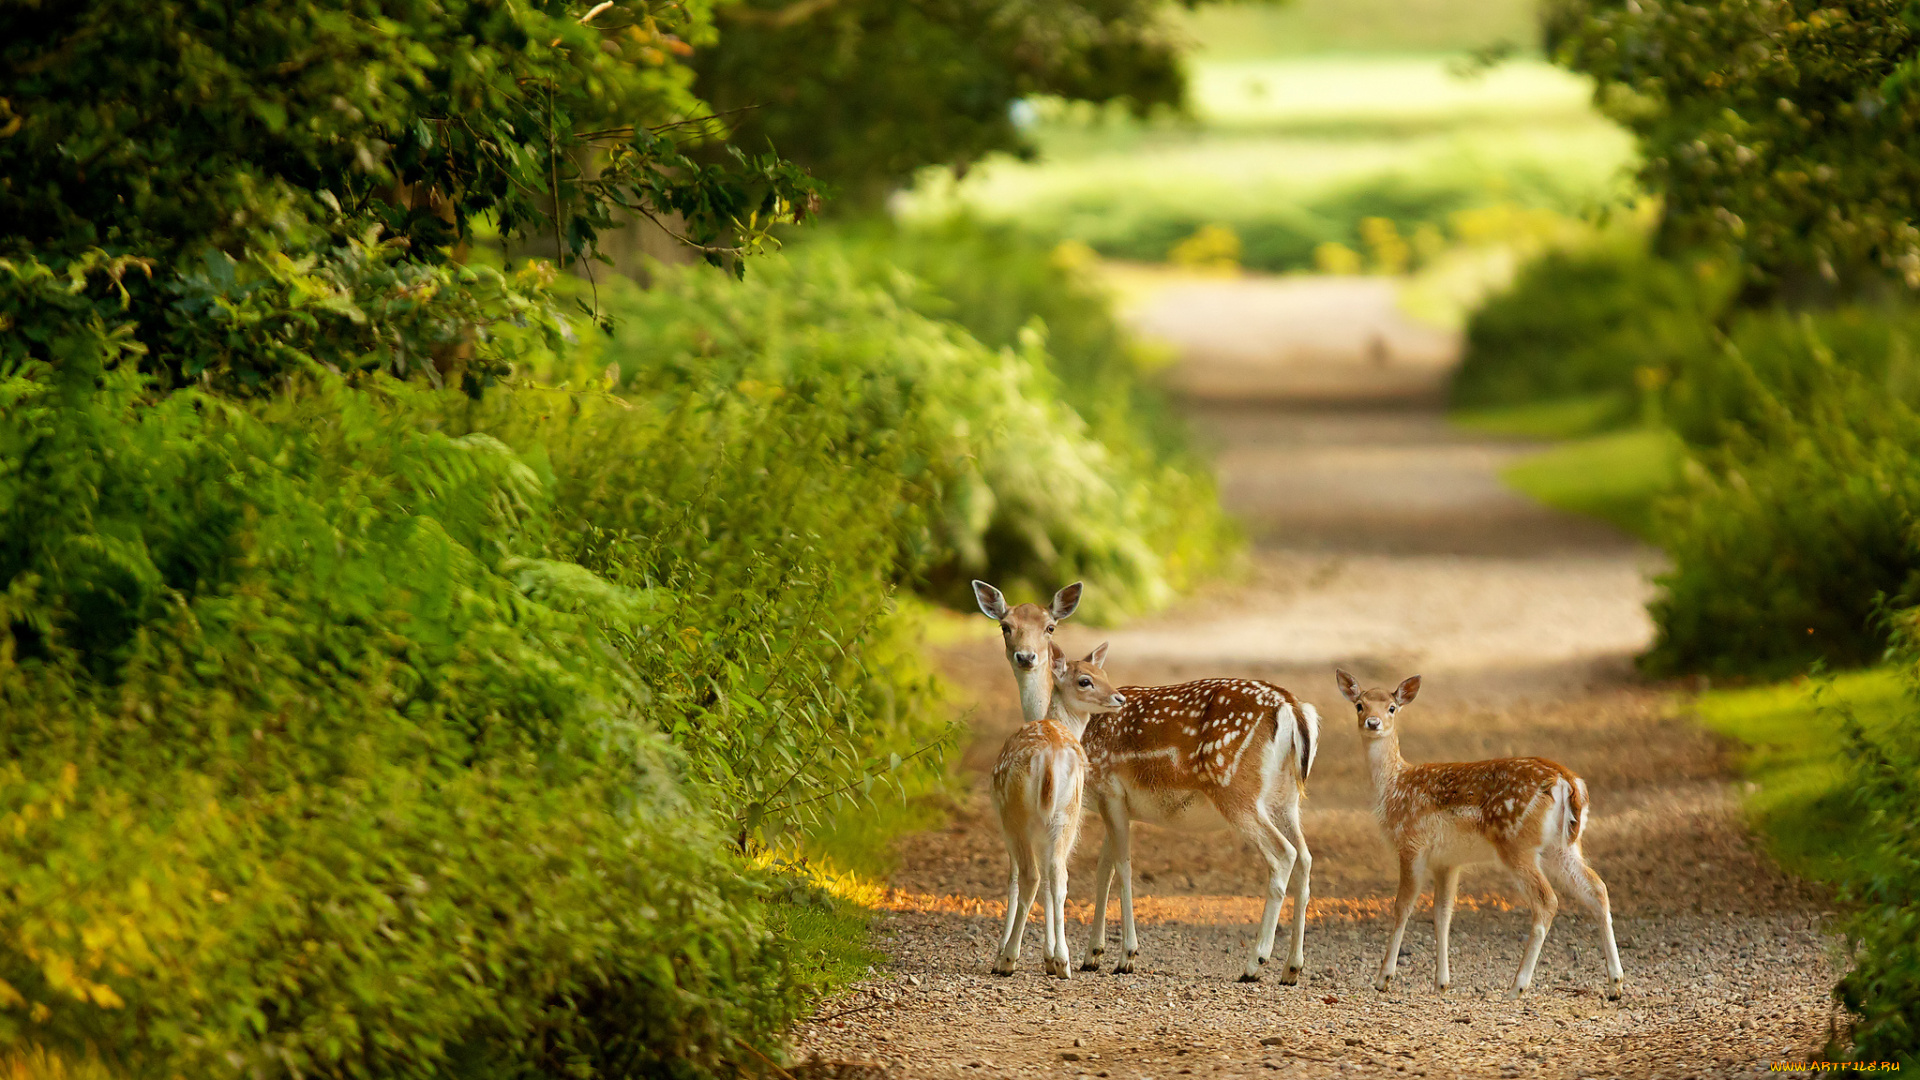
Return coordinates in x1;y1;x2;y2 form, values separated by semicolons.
1111;693;1127;707
1365;717;1382;731
1014;651;1037;669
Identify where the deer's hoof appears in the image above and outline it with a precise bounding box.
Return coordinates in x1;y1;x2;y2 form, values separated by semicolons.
1509;985;1529;1000
1111;958;1136;976
1374;975;1392;993
1237;972;1261;984
1435;981;1450;993
1606;978;1623;1001
991;959;1016;976
1280;965;1301;986
1079;960;1101;972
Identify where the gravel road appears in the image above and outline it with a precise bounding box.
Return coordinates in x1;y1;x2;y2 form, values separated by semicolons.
792;277;1840;1080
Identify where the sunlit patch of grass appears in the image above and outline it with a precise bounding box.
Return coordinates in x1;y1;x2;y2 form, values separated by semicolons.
1499;427;1683;539
1691;669;1907;884
1186;58;1599;133
1172;0;1543;60
1453;393;1637;439
900;56;1635;273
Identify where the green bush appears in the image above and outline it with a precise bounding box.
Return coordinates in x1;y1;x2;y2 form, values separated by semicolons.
1666;307;1920;447
1451;238;1729;414
1834;634;1920;1066
1645;365;1920;676
796;218;1182;454
0;255;945;1075
1551;0;1920;294
587;243;1231;620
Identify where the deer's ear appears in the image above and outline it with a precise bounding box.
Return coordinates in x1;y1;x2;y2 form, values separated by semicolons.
1393;675;1422;706
1050;581;1083;621
1049;641;1065;663
1086;641;1109;667
1335;668;1363;703
1051;650;1070;681
972;580;1008;620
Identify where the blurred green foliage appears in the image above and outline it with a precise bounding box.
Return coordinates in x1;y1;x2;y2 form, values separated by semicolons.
1454;233;1920;675
587;236;1233;620
691;0;1214;205
1551;0;1920;296
1451;237;1732;413
1832;618;1920;1067
901;54;1634;273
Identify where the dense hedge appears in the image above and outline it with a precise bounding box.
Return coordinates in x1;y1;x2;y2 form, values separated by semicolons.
1450;238;1728;412
1835;622;1920;1066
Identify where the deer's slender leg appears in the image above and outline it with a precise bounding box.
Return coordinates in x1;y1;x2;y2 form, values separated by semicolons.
1046;819;1075;978
1083;802;1120;971
1375;854;1422;992
1432;864;1461;991
1228;803;1298;982
1107;806;1140;974
1549;845;1623;999
995;842;1042;976
1274;793;1313;985
1510;853;1560;997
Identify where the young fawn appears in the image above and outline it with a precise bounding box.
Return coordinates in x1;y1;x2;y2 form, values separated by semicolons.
1081;675;1319;982
987;642;1127;977
1335;669;1624;999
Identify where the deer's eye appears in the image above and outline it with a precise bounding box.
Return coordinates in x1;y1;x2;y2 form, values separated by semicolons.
1000;624;1010;635
1046;624;1056;634
1388;705;1398;714
1078;677;1092;688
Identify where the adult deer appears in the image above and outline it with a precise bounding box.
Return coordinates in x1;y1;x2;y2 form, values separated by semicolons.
971;580;1082;726
1081;674;1319;982
987;642;1126;977
1335;669;1624;1000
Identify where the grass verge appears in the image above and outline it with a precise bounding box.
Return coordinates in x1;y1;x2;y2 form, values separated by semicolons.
1496;426;1683;539
1691;669;1907;886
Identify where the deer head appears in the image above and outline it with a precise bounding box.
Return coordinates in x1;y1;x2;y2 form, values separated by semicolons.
972;580;1082;673
1335;668;1420;739
1050;641;1126;718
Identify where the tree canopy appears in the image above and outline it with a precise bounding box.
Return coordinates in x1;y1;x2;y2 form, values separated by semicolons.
0;0;818;390
691;0;1210;206
1551;0;1920;296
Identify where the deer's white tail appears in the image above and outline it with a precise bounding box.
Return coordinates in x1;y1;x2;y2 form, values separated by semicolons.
1039;747;1082;821
1551;776;1588;848
1292;701;1320;787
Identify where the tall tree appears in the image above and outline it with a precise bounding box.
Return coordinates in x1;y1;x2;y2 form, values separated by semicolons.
0;0;818;389
691;0;1207;206
1549;0;1920;297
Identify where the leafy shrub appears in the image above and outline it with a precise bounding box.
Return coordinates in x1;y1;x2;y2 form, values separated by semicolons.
1645;365;1920;676
1451;237;1730;414
0;256;943;1075
586;244;1231;619
1551;0;1920;293
790;216;1198;463
1833;625;1920;1066
1666;307;1920;447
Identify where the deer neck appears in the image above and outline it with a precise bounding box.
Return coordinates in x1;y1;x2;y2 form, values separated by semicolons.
1366;731;1408;795
1015;667;1052;725
1047;695;1090;740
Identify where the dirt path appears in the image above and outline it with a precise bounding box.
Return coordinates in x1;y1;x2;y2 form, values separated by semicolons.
795;278;1837;1080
